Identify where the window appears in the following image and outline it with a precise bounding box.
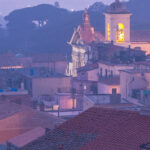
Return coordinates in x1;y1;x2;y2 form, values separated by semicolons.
73;99;77;109
116;23;125;42
112;88;117;94
107;23;111;41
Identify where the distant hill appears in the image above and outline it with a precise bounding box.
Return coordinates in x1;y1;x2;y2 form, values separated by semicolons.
0;0;149;55
4;4;83;55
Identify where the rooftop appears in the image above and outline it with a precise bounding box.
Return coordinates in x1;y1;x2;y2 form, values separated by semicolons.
105;0;130;14
21;107;150;150
77;63;98;73
98;60;134;67
120;69;150;74
14;67;68;78
90;42;145;63
0;100;64;143
8;127;45;148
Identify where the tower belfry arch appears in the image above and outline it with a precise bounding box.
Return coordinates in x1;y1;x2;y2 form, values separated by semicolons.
104;0;131;47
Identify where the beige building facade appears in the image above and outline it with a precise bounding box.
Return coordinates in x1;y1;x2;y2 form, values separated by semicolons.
32;76;72;97
120;70;150;103
98;82;120;94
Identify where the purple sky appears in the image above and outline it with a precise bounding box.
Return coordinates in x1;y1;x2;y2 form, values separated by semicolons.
0;0;127;16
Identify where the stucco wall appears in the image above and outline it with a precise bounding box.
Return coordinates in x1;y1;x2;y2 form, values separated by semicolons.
87;69;99;81
98;82;120;94
120;71;150;99
32;77;72;97
32;61;67;74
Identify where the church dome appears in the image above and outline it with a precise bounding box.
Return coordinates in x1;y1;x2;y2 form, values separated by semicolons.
105;0;130;14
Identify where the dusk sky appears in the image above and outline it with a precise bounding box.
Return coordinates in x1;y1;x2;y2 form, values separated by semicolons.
0;0;127;16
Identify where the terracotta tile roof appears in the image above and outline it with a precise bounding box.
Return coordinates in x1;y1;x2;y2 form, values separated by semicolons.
21;107;150;150
61;107;150;150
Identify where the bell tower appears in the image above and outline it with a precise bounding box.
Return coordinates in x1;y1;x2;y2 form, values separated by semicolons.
104;0;131;47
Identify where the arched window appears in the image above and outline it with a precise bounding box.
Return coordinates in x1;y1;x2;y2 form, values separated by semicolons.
116;23;125;42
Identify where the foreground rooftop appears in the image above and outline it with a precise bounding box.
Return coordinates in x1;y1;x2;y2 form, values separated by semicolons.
21;107;150;150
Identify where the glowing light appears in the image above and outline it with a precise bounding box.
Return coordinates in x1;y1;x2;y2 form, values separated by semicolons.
0;66;24;69
84;85;87;90
53;105;59;110
73;99;77;109
116;23;125;42
107;23;111;41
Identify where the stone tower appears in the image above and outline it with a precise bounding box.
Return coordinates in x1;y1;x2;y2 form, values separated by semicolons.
104;0;131;47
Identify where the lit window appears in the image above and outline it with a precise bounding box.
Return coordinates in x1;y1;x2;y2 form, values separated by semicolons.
53;105;59;110
107;24;111;41
73;99;76;109
116;23;125;42
84;85;87;90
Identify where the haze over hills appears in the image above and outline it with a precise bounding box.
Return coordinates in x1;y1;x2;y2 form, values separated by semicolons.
0;0;126;15
0;0;149;55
